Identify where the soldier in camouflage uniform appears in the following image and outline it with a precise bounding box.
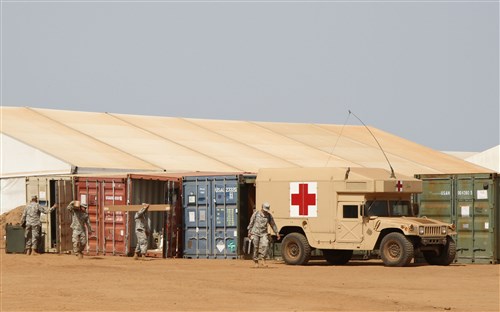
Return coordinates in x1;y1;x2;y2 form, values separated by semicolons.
67;200;93;259
134;203;150;260
247;202;280;268
21;195;56;255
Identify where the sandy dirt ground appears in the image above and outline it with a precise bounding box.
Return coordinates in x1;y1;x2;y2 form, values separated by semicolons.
1;252;498;312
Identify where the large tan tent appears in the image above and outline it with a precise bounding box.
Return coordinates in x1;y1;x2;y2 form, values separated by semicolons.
2;107;497;264
1;106;491;179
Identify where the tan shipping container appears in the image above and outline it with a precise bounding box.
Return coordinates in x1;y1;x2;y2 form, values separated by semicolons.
26;176;74;254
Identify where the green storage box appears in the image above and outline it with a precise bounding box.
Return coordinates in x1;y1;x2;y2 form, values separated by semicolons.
6;224;25;253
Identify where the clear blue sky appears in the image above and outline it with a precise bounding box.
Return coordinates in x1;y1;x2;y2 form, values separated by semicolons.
1;0;498;152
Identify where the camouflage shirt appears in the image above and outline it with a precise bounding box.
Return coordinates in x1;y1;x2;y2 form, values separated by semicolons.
67;201;92;232
134;207;149;232
247;210;279;236
21;202;51;226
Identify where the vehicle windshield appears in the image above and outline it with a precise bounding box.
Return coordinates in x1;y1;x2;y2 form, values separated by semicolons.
364;200;413;217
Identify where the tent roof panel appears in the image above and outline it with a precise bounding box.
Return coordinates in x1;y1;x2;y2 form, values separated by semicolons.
2;107;160;171
1;106;492;176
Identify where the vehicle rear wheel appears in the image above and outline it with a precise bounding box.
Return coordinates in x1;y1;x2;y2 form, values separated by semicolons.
423;237;456;266
322;249;353;265
281;233;311;265
380;232;414;267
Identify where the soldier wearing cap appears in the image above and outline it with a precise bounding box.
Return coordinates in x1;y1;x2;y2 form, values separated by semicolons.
133;203;150;260
247;202;280;268
67;200;93;259
21;195;56;255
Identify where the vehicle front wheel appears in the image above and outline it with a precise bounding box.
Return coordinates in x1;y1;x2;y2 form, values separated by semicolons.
423;237;456;266
380;232;414;267
281;233;311;265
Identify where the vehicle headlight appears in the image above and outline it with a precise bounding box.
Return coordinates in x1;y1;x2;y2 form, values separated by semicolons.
441;226;447;235
419;226;425;235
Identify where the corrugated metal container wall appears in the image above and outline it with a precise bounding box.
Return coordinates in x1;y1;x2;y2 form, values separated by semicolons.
75;175;182;257
415;173;499;264
76;177;127;256
128;175;182;258
26;176;74;253
183;175;255;259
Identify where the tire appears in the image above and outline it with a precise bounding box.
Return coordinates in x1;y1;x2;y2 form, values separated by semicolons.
380;232;414;267
281;233;311;265
322;249;353;265
423;237;456;266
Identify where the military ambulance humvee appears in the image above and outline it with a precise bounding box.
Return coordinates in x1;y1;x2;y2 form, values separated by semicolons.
256;167;457;267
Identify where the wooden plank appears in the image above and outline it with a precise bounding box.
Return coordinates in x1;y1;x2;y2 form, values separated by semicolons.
103;204;171;212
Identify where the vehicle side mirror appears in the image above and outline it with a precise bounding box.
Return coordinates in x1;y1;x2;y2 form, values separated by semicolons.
412;203;419;216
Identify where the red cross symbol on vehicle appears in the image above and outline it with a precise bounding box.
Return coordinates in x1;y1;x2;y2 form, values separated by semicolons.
291;183;316;216
396;180;403;192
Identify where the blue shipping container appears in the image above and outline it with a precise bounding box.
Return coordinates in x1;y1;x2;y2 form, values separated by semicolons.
183;175;255;259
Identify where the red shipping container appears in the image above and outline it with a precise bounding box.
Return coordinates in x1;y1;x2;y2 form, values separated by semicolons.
74;174;182;257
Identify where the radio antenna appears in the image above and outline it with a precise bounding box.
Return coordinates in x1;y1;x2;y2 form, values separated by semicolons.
325;111;351;167
349;110;396;179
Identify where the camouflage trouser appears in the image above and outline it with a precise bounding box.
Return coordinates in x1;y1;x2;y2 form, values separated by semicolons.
72;230;87;254
25;224;41;250
251;234;269;261
135;230;148;255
